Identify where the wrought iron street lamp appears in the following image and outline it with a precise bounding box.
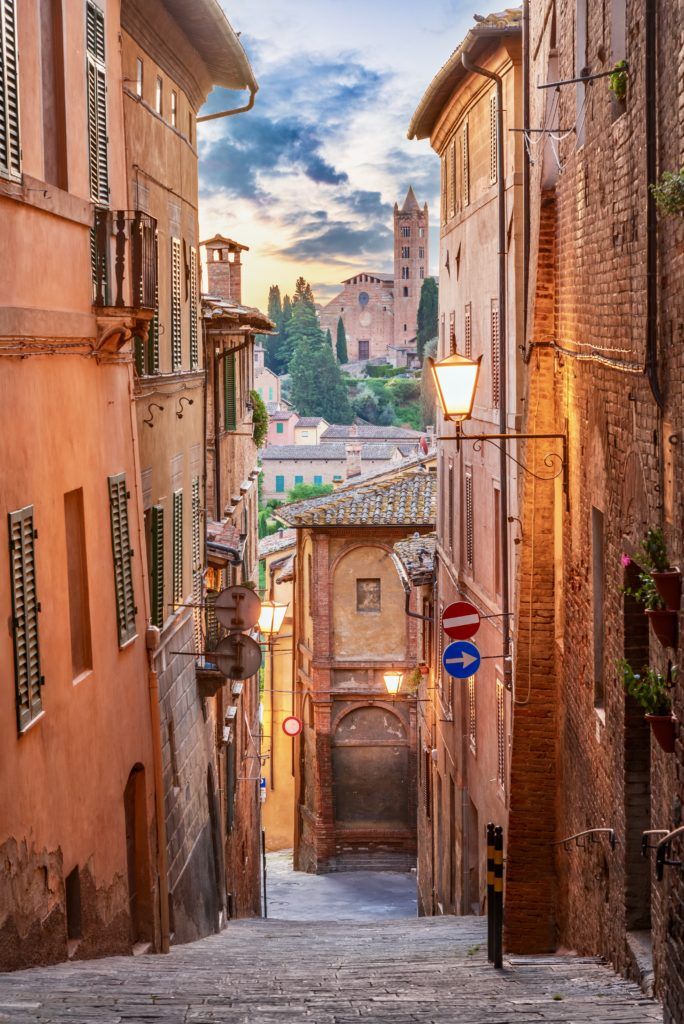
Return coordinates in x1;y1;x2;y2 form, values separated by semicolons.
427;353;482;423
258;601;288;637
383;671;404;695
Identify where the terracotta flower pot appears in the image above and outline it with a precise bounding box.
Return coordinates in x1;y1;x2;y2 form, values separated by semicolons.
646;608;679;648
651;570;682;611
645;713;677;753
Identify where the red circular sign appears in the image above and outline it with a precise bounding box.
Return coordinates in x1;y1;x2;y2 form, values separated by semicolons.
442;601;481;640
282;716;303;737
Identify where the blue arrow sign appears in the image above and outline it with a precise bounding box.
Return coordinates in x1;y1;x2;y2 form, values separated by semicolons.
442;640;481;679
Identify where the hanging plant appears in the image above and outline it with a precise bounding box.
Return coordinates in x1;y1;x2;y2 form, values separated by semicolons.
250;389;269;448
608;60;628;102
618;659;677;752
650;169;684;216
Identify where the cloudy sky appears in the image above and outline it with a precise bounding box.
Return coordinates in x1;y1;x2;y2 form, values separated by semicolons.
200;0;503;310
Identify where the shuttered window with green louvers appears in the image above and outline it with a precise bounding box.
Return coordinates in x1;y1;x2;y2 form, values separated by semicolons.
171;237;182;370
189;246;199;370
0;0;22;180
151;504;164;628
8;506;43;733
172;489;183;608
223;352;236;431
191;477;202;650
86;3;109;204
147;231;160;373
108;474;137;646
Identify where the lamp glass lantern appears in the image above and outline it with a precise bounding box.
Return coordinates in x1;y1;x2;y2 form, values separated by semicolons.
428;353;482;423
258;600;288;636
383;671;403;695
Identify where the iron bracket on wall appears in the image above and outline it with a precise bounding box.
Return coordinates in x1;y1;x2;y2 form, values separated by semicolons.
438;430;568;504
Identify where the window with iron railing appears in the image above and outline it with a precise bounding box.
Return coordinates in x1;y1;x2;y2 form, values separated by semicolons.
92;209;157;311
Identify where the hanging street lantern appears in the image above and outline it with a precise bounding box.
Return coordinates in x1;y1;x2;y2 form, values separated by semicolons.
258;600;289;637
383;671;404;695
428;353;482;423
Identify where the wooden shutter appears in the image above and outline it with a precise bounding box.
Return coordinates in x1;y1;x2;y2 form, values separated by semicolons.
147;231;160;372
86;3;108;204
468;676;476;754
450;138;457;216
462;121;470;208
191;477;202;650
8;506;43;732
170;237;182;370
491;301;500;408
464;303;472;358
189;246;199;370
108;474;137;646
489;92;498;184
223;352;236;431
446;142;454;220
496;678;505;789
150;504;164;628
465;471;474;570
172;489;183;608
0;0;21;180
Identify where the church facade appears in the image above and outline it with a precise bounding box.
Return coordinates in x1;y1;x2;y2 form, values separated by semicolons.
319;188;429;366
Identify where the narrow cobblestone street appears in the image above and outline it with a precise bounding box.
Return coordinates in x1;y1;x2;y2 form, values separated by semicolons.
0;915;662;1023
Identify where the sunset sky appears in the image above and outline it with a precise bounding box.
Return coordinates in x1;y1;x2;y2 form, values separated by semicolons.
200;1;504;311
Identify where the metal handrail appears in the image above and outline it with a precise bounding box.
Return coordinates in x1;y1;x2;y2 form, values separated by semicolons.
655;825;684;880
551;828;616;851
642;829;670;856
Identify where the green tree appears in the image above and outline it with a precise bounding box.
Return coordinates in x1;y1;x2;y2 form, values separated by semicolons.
250;389;268;448
262;285;283;373
288;300;354;423
420;338;438;427
292;276;315;308
416;277;438;361
336;317;348;363
325;328;333;347
287;482;333;502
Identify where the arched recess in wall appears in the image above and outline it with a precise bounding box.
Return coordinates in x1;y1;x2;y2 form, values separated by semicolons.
331;704;410;830
331;543;407;661
123;764;153;946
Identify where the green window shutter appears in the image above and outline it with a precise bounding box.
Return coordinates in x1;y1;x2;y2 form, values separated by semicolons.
294;475;303;485
191;477;202;651
170;237;182;370
8;506;43;733
0;0;22;180
314;475;323;486
108;474;137;646
189;246;199;370
223;352;236;431
86;3;108;204
147;230;159;372
150;504;164;628
275;475;285;493
133;336;144;376
276;422;283;434
172;489;183;608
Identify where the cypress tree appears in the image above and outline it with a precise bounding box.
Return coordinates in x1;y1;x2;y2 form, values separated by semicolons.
336;316;348;364
288;300;353;423
325;328;333;347
416;277;438;361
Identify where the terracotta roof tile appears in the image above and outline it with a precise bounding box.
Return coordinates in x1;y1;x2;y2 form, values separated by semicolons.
393;534;437;587
258;529;297;559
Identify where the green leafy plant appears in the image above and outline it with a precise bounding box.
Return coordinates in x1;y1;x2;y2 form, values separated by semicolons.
639;528;670;572
650;168;684;216
617;659;674;716
623;528;670;609
250;389;269;448
624;570;664;610
608;60;628;102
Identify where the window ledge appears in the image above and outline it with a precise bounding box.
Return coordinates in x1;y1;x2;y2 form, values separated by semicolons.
72;669;94;688
19;710;46;737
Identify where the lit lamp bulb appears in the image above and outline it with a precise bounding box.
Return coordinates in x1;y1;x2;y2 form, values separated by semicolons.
258;601;288;636
383;671;403;695
428;353;482;423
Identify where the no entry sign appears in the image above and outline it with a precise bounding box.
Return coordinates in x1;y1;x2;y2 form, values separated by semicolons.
442;601;481;640
282;716;303;737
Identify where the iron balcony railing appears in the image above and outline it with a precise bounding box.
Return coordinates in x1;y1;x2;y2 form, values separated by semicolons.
92;209;157;310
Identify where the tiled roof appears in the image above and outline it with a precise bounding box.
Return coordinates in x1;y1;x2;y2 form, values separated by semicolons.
393;533;437;587
321;424;423;441
408;7;522;140
276;554;295;583
278;462;437;528
295;417;326;428
202;295;275;333
361;444;403;460
270;409;295;421
258;529;297;559
206;519;243;551
262;444;346;461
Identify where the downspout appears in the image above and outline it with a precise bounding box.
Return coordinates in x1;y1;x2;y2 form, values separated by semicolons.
213;347;222;521
461;50;512;686
644;0;663;409
197;86;257;123
522;0;530;342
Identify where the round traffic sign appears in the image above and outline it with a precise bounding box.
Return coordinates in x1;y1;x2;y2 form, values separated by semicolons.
282;716;303;737
215;586;262;631
442;640;481;679
442;601;481;640
213;633;262;680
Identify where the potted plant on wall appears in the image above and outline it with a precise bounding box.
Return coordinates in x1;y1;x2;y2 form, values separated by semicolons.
650;168;684;217
624;528;680;648
608;60;628;104
618;659;677;753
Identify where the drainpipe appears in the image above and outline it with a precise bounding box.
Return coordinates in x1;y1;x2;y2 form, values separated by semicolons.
461;49;511;686
522;0;530;342
644;0;663;410
197;86;257;123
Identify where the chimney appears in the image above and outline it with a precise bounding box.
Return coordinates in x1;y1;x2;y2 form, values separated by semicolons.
345;443;362;479
203;236;245;303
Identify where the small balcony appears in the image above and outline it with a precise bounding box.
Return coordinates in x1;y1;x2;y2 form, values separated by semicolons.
92;209;157;311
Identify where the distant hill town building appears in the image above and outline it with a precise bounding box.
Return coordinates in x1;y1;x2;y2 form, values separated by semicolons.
254;342;281;406
319;188;429;367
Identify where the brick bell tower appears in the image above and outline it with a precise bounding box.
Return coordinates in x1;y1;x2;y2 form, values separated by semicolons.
393;187;429;349
202;234;249;303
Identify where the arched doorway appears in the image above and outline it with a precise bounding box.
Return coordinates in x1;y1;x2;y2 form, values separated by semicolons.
123;765;153;945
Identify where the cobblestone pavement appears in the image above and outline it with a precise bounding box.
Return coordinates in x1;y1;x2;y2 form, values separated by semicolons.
0;916;662;1024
